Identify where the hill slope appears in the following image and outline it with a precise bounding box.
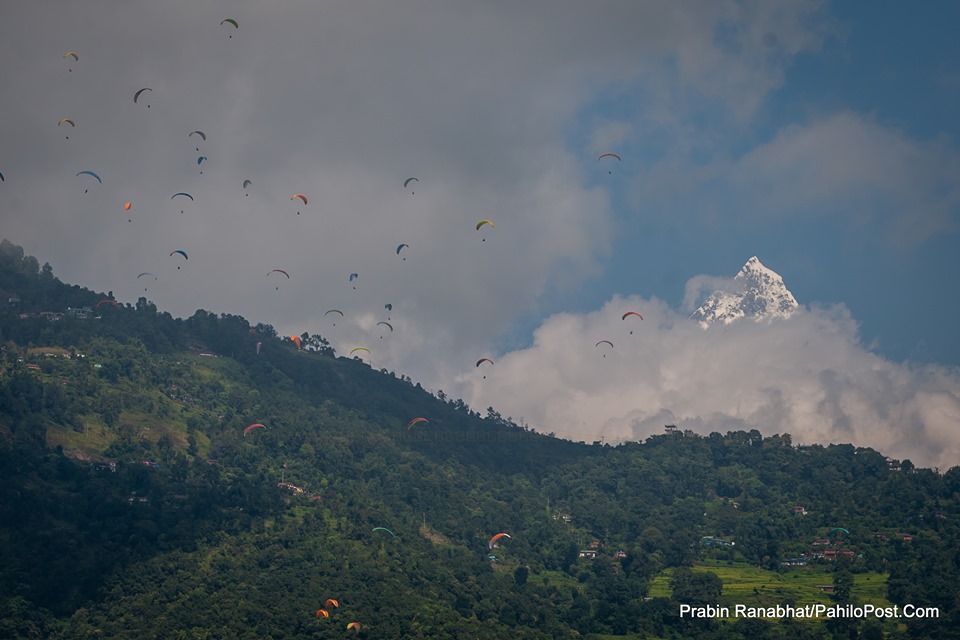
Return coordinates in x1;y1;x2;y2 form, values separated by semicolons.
2;240;959;640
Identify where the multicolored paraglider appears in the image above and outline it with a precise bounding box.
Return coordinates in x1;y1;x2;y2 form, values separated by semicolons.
58;118;75;139
243;423;265;437
346;622;361;633
489;532;511;549
290;335;302;350
63;51;78;71
291;193;307;214
316;609;329;619
326;599;340;609
406;417;428;429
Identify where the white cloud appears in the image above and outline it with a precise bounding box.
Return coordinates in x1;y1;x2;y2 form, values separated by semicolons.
450;286;960;470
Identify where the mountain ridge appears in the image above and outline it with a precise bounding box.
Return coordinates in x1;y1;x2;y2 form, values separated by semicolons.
691;255;799;328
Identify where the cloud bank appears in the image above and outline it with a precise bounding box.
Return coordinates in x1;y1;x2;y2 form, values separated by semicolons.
452;284;960;471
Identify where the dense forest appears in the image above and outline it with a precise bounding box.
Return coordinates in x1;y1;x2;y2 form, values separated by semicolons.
1;238;959;640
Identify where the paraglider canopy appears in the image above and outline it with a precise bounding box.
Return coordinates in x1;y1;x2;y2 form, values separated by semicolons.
406;417;428;429
243;423;265;437
133;87;152;106
290;335;302;350
372;527;396;537
489;532;511;549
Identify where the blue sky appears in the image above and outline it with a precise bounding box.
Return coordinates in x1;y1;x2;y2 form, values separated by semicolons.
1;1;958;467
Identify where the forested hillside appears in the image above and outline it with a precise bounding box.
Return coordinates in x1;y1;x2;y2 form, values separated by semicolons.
2;239;958;640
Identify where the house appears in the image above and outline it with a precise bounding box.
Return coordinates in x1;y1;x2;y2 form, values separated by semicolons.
811;539;832;546
66;306;94;319
578;550;597;560
781;557;808;567
614;550;627;559
793;505;808;515
588;540;600;549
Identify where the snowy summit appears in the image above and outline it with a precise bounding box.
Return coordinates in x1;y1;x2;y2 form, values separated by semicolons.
692;256;799;328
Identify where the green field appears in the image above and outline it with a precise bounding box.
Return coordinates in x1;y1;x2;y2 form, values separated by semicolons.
649;560;893;611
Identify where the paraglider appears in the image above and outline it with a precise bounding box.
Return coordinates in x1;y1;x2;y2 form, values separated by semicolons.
170;249;188;269
189;130;206;151
242;179;252;196
396;243;409;260
268;269;289;290
171;192;194;213
97;299;119;309
350;346;370;356
349;273;358;289
598;152;621;174
133;87;152;107
829;528;850;536
76;170;101;192
256;341;262;355
326;599;339;609
595;340;614;357
372;527;396;537
476;219;494;240
346;622;360;633
407;417;428;429
316;609;329;619
377;322;393;338
220;18;238;37
243;423;265;437
290;335;302;350
325;309;343;326
58;118;75;139
622;311;643;334
63;51;78;71
476;357;493;378
197;156;207;173
385;303;392;319
124;201;132;221
404;177;418;193
489;532;511;549
137;272;157;291
291;193;307;214
0;171;4;182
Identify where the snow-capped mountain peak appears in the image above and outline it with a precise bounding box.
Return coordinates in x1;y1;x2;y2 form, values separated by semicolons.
691;256;799;327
